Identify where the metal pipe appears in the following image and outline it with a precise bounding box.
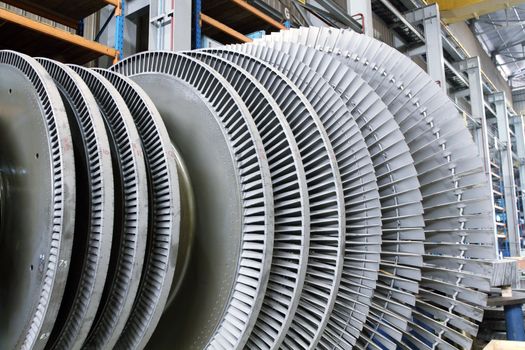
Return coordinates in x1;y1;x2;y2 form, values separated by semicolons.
230;0;286;30
0;8;119;60
200;13;252;43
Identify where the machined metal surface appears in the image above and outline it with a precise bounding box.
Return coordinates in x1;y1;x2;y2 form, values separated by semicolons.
183;50;311;350
0;51;76;350
0;24;505;350
112;51;274;350
34;58;114;350
237;41;425;349
236;41;424;347
50;65;147;350
204;48;349;350
262;27;497;349
80;68;179;350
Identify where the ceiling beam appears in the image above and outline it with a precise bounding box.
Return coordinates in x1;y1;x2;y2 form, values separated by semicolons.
508;66;525;78
475;20;525;36
497;56;525;66
493;38;525;55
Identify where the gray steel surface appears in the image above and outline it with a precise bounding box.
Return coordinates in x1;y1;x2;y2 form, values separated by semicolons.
112;52;274;350
81;68;179;350
0;23;507;350
60;65;147;350
261;26;497;349
35;58;114;350
184;50;311;350
204;48;349;350
238;40;425;349
0;51;76;350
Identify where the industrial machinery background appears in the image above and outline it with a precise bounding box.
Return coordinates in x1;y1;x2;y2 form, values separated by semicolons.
0;26;509;350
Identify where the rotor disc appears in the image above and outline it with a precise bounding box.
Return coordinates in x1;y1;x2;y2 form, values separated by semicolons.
263;26;496;349
34;58;114;350
74;68;179;349
233;42;407;349
111;52;274;350
240;41;425;348
0;22;506;350
311;27;494;349
48;64;147;349
204;48;347;350
0;50;76;350
184;50;311;350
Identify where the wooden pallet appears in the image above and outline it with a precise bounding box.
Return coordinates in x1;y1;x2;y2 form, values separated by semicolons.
484;340;525;350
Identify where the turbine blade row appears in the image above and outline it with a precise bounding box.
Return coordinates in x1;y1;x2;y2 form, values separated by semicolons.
0;26;498;350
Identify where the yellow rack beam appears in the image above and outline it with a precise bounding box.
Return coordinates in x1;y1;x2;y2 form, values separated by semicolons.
201;13;253;43
103;0;122;15
0;7;119;60
428;0;525;24
103;0;120;7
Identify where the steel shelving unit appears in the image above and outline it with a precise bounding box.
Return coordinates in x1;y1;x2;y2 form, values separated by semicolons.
0;0;125;64
194;0;286;48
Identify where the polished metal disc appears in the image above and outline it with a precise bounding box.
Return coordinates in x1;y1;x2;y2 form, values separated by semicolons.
241;41;425;348
0;51;75;350
264;27;496;349
34;58;114;350
111;52;274;350
74;68;179;349
184;50;311;350
49;65;147;350
205;48;347;350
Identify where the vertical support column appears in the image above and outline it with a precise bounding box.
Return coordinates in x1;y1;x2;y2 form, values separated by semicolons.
173;0;191;51
459;56;498;254
460;57;492;174
491;92;521;257
149;0;191;51
347;0;373;37
513;115;525;216
114;0;125;63
194;0;201;49
406;4;447;93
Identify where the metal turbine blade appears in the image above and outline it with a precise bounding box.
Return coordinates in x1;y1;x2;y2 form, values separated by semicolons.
111;52;274;350
76;68;179;350
34;58;114;350
0;51;76;350
0;23;509;350
262;26;497;349
50;64;148;350
232;42;424;350
204;48;363;350
183;50;311;350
